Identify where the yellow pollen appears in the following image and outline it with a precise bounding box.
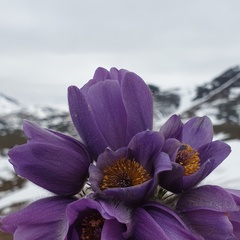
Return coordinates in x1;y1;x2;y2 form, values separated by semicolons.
101;158;151;190
81;211;104;240
175;144;200;176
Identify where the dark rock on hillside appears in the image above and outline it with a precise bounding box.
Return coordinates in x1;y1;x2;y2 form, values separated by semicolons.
148;84;180;121
169;66;240;140
193;66;240;101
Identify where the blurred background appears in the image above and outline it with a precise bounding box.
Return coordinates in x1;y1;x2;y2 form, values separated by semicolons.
1;1;240;239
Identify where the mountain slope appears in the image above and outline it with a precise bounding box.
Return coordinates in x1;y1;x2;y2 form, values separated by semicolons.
151;65;240;140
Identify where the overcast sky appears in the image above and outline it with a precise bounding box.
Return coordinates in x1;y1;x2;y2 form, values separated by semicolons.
1;0;240;107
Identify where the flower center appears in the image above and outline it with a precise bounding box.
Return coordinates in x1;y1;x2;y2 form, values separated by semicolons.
81;211;105;240
175;144;200;176
101;158;151;190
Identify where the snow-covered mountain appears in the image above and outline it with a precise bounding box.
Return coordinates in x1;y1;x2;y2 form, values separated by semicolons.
0;93;79;154
0;94;74;134
0;93;21;116
1;65;240;140
182;66;240;124
151;65;240;140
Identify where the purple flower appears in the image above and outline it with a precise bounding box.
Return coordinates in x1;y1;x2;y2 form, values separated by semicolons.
0;196;73;240
68;67;153;159
89;131;172;203
125;201;199;240
176;185;239;240
8;120;92;196
158;115;231;193
65;197;130;239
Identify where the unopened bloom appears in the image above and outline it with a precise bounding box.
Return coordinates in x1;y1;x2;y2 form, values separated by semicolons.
176;185;239;240
65;197;131;240
126;201;199;240
68;67;153;159
0;196;74;240
89;131;172;203
158;115;231;193
8;120;91;196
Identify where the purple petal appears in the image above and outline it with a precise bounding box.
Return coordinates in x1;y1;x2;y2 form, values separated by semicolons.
121;72;153;142
95;147;127;171
102;179;154;204
93;67;110;81
231;221;240;238
176;186;238;239
182;160;215;191
177;185;238;212
109;67;120;79
225;189;240;237
159;114;183;139
153;152;173;174
109;67;128;81
101;219;126;240
23;120;90;157
144;202;200;240
162;138;182;161
89;164;104;193
1;197;72;240
226;189;240;205
198;140;231;166
97;197;131;224
139;152;172;196
180;210;235;240
9;141;90;196
158;162;184;193
151;152;173;194
127;131;165;172
127;203;198;240
128;208;169;240
182;116;213;149
86;80;127;149
80;67;110;96
68;85;108;158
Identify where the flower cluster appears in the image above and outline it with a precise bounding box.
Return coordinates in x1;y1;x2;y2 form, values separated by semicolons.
1;67;239;239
